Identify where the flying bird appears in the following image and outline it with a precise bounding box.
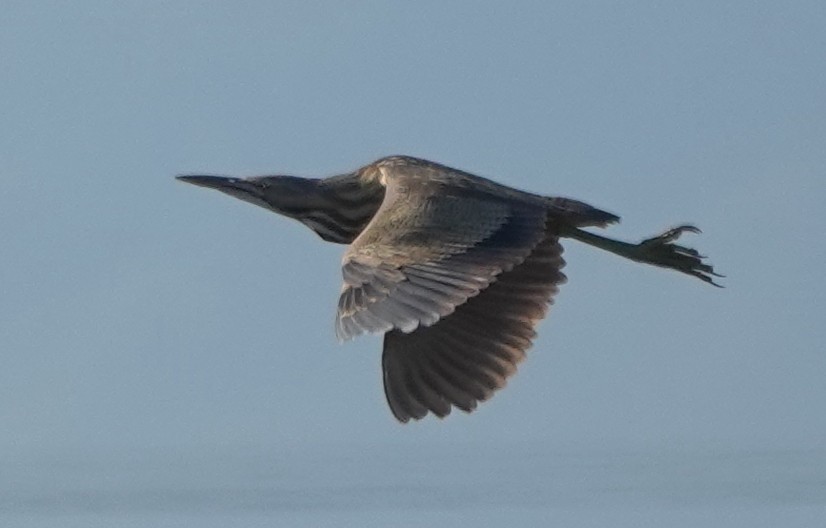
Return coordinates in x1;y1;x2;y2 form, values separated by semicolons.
178;155;721;422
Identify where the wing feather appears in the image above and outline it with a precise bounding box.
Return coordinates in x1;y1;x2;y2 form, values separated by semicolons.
333;159;567;422
381;233;566;422
336;171;549;340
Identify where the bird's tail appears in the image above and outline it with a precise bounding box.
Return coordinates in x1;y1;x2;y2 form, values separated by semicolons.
546;197;620;228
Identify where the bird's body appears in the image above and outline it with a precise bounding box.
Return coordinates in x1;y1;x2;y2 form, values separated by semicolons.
178;155;720;422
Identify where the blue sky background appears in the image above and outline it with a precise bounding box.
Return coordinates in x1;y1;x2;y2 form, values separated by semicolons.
1;1;824;458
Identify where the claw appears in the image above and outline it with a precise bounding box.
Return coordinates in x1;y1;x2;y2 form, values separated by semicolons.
642;225;701;246
635;225;722;287
664;225;701;238
671;245;701;257
692;270;725;288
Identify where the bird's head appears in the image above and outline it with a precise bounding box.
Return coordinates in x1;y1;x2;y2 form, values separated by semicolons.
176;174;322;219
177;172;384;244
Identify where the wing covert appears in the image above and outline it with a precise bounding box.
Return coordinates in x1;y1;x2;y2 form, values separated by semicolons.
336;166;549;341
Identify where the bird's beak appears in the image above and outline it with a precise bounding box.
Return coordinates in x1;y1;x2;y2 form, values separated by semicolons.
176;175;256;193
177;175;272;211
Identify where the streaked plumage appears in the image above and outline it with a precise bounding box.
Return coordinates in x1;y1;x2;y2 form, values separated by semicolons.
178;155;720;422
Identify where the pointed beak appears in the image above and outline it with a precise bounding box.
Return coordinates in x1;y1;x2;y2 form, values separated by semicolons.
176;175;227;188
177;174;266;198
176;175;256;193
177;175;272;211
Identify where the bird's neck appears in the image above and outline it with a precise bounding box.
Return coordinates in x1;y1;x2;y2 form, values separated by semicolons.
294;173;385;244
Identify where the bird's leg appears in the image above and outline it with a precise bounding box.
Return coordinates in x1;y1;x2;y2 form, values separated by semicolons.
560;224;723;287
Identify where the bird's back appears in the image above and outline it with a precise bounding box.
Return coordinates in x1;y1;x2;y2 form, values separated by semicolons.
360;155;619;229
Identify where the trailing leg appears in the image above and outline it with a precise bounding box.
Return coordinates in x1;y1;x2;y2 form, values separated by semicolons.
560;224;723;287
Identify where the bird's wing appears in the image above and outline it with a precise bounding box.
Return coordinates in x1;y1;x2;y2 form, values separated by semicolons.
380;233;566;422
335;167;549;341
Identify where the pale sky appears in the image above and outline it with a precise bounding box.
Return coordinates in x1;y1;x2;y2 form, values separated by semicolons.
1;1;824;454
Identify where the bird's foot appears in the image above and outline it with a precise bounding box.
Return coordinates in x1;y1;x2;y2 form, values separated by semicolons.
635;225;724;287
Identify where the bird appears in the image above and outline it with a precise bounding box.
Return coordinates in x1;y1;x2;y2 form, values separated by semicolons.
177;155;721;423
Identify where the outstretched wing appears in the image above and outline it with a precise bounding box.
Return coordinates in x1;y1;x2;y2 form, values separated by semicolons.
335;160;550;341
381;233;566;422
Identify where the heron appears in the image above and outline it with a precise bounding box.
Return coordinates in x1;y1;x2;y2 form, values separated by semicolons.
178;155;721;423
